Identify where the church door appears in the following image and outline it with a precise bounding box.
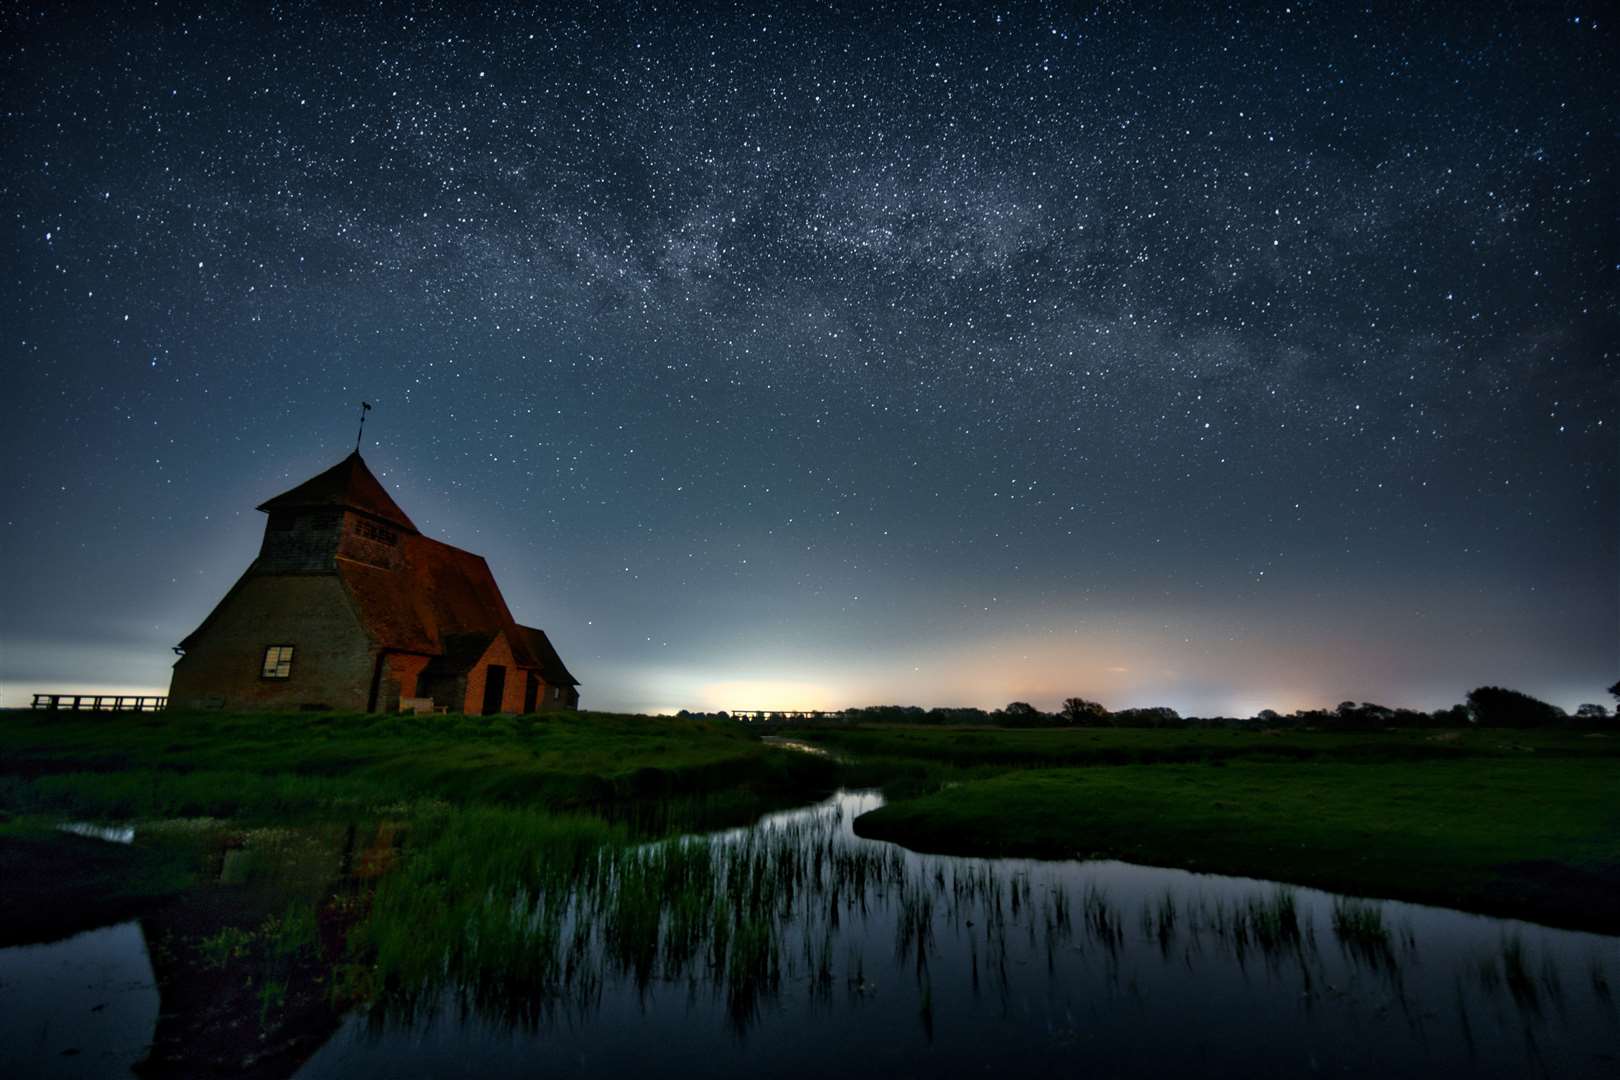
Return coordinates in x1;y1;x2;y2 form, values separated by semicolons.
481;665;507;715
523;673;539;713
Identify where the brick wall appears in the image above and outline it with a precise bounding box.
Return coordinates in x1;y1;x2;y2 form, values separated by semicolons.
462;633;528;714
337;512;405;571
168;575;374;711
373;652;431;713
526;676;576;712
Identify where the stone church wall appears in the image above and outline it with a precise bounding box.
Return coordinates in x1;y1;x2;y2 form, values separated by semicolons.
168;575;373;711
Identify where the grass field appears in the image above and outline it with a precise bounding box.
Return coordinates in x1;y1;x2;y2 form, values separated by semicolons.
0;708;833;950
795;722;1620;769
4;711;1617;935
0;708;830;821
13;709;1614;1071
794;724;1620;932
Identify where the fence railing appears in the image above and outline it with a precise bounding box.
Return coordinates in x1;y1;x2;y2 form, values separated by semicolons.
31;693;168;712
729;709;849;723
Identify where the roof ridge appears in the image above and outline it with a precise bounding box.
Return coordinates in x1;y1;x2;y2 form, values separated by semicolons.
256;452;419;533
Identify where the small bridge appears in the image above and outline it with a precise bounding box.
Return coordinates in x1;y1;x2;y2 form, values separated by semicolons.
32;693;168;712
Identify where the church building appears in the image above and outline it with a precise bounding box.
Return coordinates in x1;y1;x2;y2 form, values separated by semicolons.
168;452;579;714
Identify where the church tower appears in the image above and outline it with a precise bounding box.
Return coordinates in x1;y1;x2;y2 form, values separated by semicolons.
254;451;419;575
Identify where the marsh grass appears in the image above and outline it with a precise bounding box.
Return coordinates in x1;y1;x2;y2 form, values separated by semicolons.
324;794;1609;1047
199;925;254;968
0;709;831;825
793;724;1620;772
10;698;1609;1051
843;750;1620;934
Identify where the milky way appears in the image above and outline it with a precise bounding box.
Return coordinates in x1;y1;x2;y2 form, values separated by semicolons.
3;4;1614;714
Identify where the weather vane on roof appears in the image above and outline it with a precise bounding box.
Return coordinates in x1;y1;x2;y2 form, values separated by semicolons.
355;401;372;453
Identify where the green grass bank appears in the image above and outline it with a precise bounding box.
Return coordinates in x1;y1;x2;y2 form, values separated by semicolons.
799;725;1620;933
0;708;831;821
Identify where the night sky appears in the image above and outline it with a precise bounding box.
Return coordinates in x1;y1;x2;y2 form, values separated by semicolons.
3;4;1614;715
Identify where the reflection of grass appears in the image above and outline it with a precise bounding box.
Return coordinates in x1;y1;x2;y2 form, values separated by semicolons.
1246;888;1300;950
347;801;913;1025
1331;899;1400;973
1332;899;1387;947
344;798;1420;1031
1500;934;1539;1011
1470;935;1573;1020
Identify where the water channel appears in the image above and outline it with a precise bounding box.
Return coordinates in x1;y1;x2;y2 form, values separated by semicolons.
3;791;1617;1077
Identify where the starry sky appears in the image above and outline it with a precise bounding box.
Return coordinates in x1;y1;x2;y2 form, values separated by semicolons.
3;3;1614;715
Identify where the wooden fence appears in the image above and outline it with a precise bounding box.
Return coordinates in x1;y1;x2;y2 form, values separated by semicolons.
729;709;849;724
31;693;168;712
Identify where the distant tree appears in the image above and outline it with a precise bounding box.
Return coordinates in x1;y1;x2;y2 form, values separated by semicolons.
1465;686;1566;728
850;705;927;724
1001;701;1043;726
1609;680;1620;705
1575;703;1610;721
928;706;992;725
1112;706;1184;728
1391;708;1430;728
1059;697;1108;725
1429;704;1471;727
1291;708;1334;728
1330;701;1393;730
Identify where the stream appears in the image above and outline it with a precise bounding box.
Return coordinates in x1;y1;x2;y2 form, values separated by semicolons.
3;791;1617;1077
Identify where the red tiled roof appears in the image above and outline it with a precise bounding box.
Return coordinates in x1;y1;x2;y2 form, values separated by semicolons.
257;452;418;533
336;534;547;673
516;625;579;686
419;632;500;679
335;558;437;655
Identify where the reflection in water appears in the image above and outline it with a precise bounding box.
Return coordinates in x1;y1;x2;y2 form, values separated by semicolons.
5;794;1617;1077
296;791;1620;1079
0;921;159;1078
57;822;136;844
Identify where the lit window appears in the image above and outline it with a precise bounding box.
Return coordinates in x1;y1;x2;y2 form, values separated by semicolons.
261;645;295;679
552;686;560;702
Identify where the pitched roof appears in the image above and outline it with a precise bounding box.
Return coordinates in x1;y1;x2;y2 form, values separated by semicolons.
420;631;500;679
256;452;418;533
516;625;580;686
335;535;548;673
335;558;437;654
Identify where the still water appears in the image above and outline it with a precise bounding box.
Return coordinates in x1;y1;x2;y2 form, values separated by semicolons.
300;791;1616;1078
0;922;160;1078
4;791;1617;1077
